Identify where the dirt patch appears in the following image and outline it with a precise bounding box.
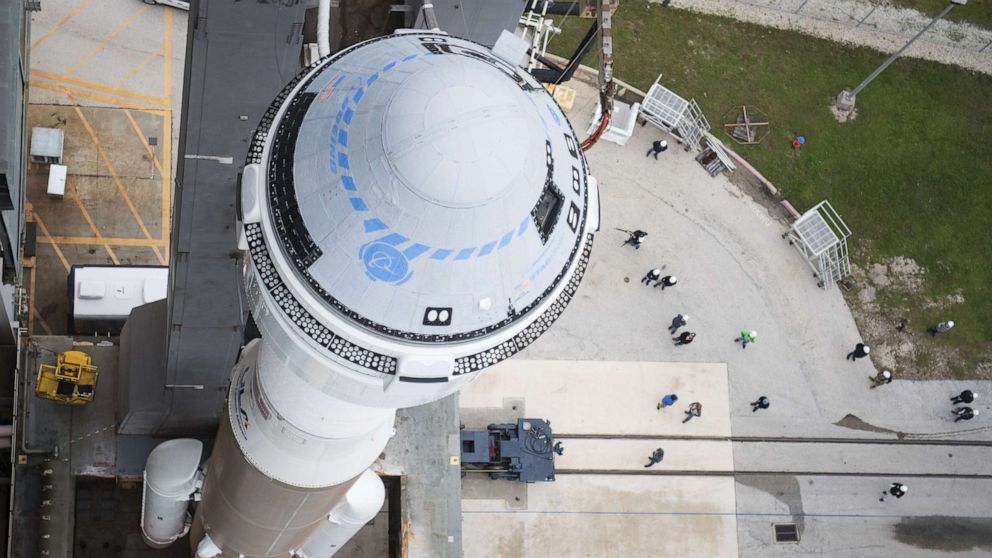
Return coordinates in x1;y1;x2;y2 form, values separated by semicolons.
843;253;986;379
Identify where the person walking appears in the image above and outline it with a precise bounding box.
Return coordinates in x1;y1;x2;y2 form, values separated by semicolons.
654;275;678;290
953;407;978;422
951;390;977;405
668;314;689;334
673;331;695;346
682;402;702;423
735;329;757;349
869;370;892;389
644;448;665;468
750;396;770;412
645;139;668;159
846;343;870;361
657;393;679;410
880;482;907;502
641;268;662;285
928;320;955;337
622;229;648;250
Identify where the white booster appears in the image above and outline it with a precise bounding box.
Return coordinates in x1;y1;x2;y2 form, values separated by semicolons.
145;31;599;558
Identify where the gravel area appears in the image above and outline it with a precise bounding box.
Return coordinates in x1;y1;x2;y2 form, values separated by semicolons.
657;0;992;75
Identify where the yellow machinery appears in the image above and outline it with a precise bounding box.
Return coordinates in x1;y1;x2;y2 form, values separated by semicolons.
35;350;98;405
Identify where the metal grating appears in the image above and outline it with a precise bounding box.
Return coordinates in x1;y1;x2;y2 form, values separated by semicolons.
773;523;800;543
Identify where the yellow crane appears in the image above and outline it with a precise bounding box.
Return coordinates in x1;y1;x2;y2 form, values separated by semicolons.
35;350;98;406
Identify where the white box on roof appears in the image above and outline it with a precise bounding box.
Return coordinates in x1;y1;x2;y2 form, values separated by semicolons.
47;164;67;198
69;265;169;334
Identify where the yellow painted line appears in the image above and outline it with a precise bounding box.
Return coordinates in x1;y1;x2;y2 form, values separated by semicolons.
30;80;165;114
40;236;167;247
31;68;168;107
123;109;166;178
31;306;54;336
61;169;122;265
71;105;167;265
65;3;151;76
115;45;164;88
30;0;96;49
32;213;71;273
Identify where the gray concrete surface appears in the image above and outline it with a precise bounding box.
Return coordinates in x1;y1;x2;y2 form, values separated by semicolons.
458;78;992;557
524;81;992;441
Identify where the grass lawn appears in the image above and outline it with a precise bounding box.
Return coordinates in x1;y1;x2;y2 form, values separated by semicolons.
877;0;992;30
551;1;992;378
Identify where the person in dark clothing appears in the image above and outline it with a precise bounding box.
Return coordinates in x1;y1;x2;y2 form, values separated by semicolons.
870;370;892;389
880;482;907;501
622;230;648;250
553;441;565;456
668;314;688;334
682;402;702;423
750;396;770;412
953;407;978;422
644;448;665;468
951;390;976;405
642;268;662;285
645;140;668;159
673;331;695;346
846;343;870;361
654;275;678;289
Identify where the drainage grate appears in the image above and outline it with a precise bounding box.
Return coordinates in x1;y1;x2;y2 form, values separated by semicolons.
773;523;800;543
148;136;158;146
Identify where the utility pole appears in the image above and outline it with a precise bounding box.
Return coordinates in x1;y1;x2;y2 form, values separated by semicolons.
833;0;967;120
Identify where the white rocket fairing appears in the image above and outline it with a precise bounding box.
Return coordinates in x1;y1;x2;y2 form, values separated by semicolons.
144;31;598;557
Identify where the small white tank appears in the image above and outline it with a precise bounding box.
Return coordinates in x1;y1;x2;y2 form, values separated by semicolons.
296;469;386;558
141;438;203;548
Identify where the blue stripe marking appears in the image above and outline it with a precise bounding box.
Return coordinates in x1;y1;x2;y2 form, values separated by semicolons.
403;243;430;260
383;61;397;72
335;110;343;123
353;88;364;103
366;73;379;86
338;153;349;169
517;216;530;236
349;197;368;211
331;124;339;138
338;129;348;147
455;248;475;260
498;230;514;249
430;248;453;260
364;218;388;232
333;74;346;87
378;233;408;245
402;54;418;62
343;107;354;124
341;175;357;191
477;241;497;257
547;104;561;126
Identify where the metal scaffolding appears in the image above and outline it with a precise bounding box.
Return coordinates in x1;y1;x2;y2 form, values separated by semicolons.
784;200;852;288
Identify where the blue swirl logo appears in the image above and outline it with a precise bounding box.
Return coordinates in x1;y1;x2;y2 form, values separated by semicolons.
360;241;413;285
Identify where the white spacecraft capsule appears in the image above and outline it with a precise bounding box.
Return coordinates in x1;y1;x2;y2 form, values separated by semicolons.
163;31;598;557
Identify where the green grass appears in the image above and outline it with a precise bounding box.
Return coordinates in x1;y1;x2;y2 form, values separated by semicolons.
876;0;992;30
551;1;992;377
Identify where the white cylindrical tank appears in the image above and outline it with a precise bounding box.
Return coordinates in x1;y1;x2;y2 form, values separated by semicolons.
181;30;598;557
142;438;203;548
296;469;385;558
